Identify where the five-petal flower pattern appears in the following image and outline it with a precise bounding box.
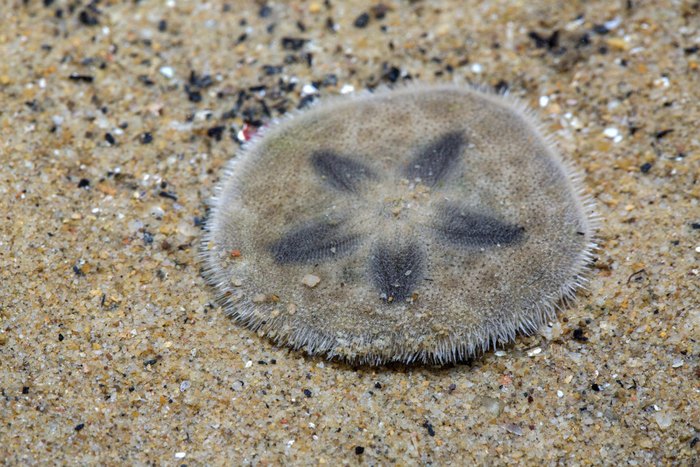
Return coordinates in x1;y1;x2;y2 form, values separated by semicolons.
268;131;526;303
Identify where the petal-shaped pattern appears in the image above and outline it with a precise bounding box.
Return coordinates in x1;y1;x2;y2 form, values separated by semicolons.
311;150;377;193
269;220;362;264
404;131;466;186
369;241;425;303
435;203;525;248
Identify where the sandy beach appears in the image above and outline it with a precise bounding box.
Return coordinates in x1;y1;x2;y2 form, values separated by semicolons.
1;0;698;464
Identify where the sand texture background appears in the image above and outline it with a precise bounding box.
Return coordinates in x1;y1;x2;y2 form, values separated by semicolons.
1;0;698;464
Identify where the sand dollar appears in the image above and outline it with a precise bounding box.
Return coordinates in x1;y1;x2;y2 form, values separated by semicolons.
202;84;598;364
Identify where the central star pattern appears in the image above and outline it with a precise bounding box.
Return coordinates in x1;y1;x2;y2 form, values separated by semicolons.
268;131;526;303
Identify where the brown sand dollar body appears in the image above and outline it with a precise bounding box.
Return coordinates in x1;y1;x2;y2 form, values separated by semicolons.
203;84;597;364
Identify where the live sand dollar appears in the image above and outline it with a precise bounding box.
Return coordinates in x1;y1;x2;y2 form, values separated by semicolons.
202;84;598;364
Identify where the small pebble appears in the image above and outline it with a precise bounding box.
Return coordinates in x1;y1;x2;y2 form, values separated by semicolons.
301;274;321;288
603;127;619;139
159;66;174;78
353;12;370;28
504;423;523;436
654;411;673;429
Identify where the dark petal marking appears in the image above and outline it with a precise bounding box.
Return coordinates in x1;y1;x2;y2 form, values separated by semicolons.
405;131;466;186
436;204;525;248
370;241;424;303
269;220;361;264
311;151;377;193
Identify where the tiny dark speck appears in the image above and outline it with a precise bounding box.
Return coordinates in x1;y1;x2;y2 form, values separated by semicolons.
207;125;225;141
259;5;272;17
75;423;85;432
303;389;312;397
592;24;609;35
72;265;84;276
354;12;370;28
383;66;400;83
281;37;307;51
640;162;652;173
591;383;601;392
143;231;154;244
140;132;153;144
157;20;167;32
690;437;698;448
691;223;700;230
105;133;115;145
655;129;673;139
297;94;316;109
185;86;203;103
78;178;90;188
78;10;99;26
374;382;382;389
58;333;65;341
494;80;509;93
68;73;94;83
573;328;588;341
371;4;389;19
137;75;156;86
423;421;435;437
158;191;177;201
354;446;365;455
22;386;29;394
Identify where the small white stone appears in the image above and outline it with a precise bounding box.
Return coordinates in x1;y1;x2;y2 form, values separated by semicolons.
175;452;186;459
603;127;619;139
604;17;622;30
244;360;253;368
302;274;321;288
159;66;175;79
301;83;318;96
539;95;550;107
494;350;507;357
340;84;355;94
671;358;684;368
470;63;483;73
527;347;542;357
654;411;673;429
557;390;564;398
179;380;190;392
653;76;670;88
